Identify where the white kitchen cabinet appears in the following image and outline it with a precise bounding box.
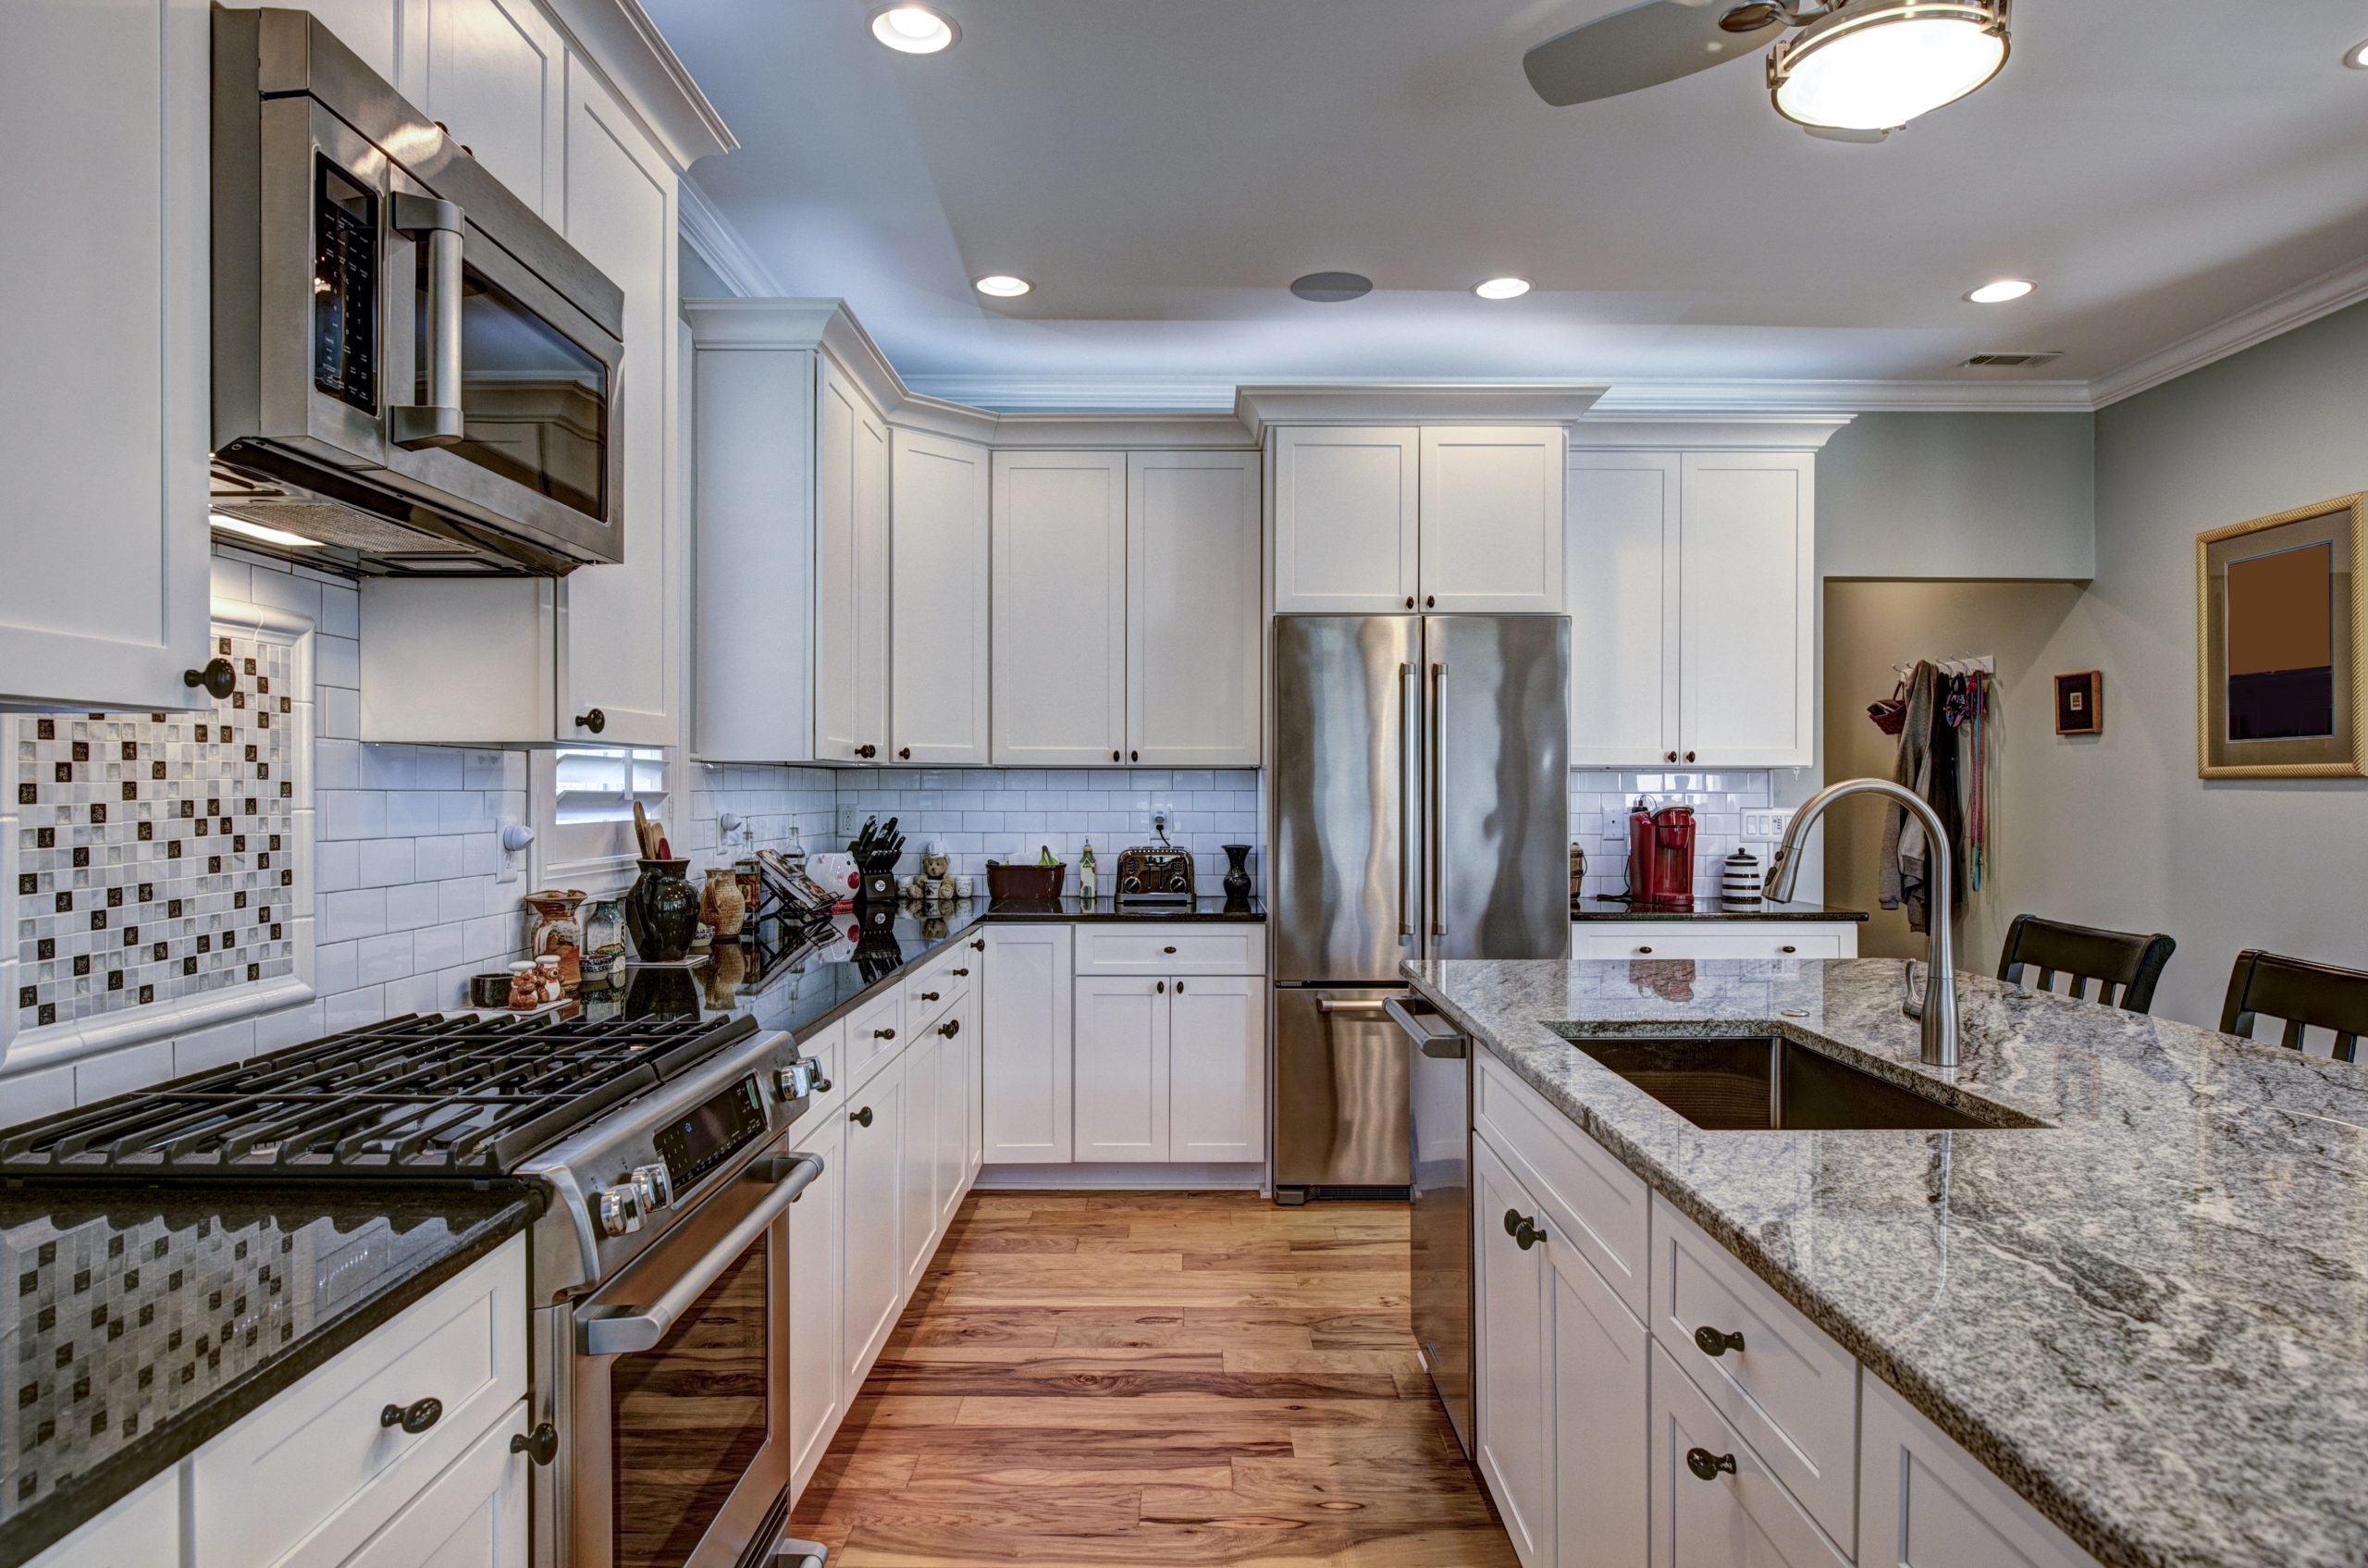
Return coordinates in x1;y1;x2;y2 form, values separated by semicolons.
27;1468;180;1568
899;1026;942;1290
338;1402;531;1568
786;1024;845;1499
1571;923;1859;962
1074;977;1171;1163
930;1005;972;1231
892;431;992;765
420;0;565;222
1680;452;1814;767
960;983;985;1187
1270;426;1422;613
1474;1135;1553;1568
0;0;212;713
839;1052;905;1387
1648;1341;1849;1568
1859;1377;2101;1568
980;925;1074;1164
1167;974;1265;1161
814;353;892;762
1566;452;1682;767
1549;1225;1650;1568
1127;451;1262;766
1420;426;1566;613
991;451;1128;765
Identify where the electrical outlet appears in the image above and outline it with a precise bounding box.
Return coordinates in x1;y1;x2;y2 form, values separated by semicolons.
1742;809;1794;840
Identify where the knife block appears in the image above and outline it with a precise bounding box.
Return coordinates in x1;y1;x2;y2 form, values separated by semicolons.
856;853;901;906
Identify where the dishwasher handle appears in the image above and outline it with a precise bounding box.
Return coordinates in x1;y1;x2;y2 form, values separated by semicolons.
1384;996;1467;1058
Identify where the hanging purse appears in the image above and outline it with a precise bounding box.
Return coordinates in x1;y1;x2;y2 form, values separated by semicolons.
1868;679;1909;735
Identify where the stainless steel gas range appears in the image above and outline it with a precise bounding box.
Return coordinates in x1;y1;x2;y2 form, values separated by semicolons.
0;1009;833;1568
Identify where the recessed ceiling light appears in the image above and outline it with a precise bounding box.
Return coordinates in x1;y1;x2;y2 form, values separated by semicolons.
870;4;957;55
973;274;1031;298
2347;37;2368;69
1966;278;2035;304
1770;1;2009;131
1474;277;1532;300
1289;271;1373;302
209;512;323;549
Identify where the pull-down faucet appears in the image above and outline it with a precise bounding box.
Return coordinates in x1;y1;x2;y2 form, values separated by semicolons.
1764;777;1959;1069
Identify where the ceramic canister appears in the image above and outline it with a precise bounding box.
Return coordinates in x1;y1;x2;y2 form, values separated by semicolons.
1721;848;1764;906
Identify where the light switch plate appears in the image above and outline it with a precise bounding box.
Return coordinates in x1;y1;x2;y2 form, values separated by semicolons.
1742;809;1794;840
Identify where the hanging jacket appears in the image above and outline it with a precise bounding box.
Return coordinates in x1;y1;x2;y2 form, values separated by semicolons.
1878;662;1937;920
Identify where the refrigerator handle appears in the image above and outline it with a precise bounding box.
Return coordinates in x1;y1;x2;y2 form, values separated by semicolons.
1430;661;1448;940
1398;661;1414;941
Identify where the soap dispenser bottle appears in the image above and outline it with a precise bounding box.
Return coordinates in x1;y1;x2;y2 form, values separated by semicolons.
1079;841;1098;902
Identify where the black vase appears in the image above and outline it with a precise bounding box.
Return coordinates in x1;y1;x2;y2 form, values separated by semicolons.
1221;843;1253;899
623;858;698;962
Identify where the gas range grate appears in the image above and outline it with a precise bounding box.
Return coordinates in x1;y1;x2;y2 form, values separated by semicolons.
0;1010;760;1179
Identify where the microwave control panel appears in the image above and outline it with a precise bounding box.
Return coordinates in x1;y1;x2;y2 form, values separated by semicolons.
312;154;378;414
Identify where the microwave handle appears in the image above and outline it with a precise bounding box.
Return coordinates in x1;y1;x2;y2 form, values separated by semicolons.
577;1153;824;1357
389;192;465;449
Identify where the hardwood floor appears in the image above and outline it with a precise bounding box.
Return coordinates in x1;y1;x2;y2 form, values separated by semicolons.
790;1191;1517;1567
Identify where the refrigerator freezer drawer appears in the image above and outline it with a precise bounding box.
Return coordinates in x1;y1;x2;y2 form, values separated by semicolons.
1272;988;1412;1189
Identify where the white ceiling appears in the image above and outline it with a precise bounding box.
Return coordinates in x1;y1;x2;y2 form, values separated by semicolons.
645;0;2368;409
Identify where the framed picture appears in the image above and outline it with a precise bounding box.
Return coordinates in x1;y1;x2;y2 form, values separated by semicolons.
2197;492;2366;778
2054;671;2102;735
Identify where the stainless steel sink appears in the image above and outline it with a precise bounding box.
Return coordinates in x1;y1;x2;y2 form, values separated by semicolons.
1563;1035;2046;1131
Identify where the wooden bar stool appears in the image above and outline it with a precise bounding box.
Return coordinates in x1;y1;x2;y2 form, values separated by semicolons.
2219;950;2368;1064
1995;914;2177;1014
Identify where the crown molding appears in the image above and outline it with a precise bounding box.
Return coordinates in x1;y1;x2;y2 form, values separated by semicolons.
991;413;1254;450
1588;378;2095;414
678;179;780;298
1569;415;1855;451
902;374;1240;412
2089;254;2368;409
1234;383;1610;441
541;0;735;169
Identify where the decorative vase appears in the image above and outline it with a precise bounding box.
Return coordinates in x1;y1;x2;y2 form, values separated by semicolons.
624;858;698;962
702;865;748;939
581;897;626;991
524;888;587;995
1221;843;1253;900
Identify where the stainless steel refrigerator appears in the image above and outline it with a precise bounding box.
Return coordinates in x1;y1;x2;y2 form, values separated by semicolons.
1268;614;1570;1204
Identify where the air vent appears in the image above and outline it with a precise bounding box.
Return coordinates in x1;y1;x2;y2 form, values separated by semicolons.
1958;351;2064;368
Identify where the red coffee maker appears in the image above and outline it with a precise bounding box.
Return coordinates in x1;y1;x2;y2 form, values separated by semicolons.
1628;802;1697;910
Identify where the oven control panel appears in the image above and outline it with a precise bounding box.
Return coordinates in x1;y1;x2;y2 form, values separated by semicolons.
652;1074;768;1195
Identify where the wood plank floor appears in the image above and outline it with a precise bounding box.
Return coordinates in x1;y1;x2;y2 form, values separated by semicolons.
790;1191;1518;1567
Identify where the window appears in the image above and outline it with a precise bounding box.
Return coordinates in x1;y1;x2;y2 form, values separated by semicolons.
532;746;670;894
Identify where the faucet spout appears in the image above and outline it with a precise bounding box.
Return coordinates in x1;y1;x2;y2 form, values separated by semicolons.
1765;777;1959;1069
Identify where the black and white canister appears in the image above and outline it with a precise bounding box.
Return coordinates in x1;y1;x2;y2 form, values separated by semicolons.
1720;848;1764;906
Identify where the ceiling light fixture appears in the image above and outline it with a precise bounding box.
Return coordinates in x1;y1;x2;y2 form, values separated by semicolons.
1769;1;2010;132
1966;278;2034;303
972;274;1031;298
1289;272;1374;302
869;3;958;55
1474;277;1532;300
2347;37;2368;69
209;512;324;549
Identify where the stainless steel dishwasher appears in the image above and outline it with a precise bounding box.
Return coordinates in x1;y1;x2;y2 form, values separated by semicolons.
1389;994;1474;1457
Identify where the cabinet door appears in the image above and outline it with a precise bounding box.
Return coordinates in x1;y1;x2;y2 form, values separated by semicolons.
1168;975;1264;1162
1567;452;1682;767
1420;427;1566;613
1679;452;1815;767
0;0;210;712
422;0;564;221
961;984;985;1186
814;354;891;762
839;1054;905;1387
1474;1136;1552;1567
1270;427;1420;613
786;1096;843;1500
892;431;992;765
900;1028;941;1290
1859;1377;2100;1568
558;60;678;748
27;1468;179;1568
992;451;1128;764
933;1008;971;1228
1549;1239;1650;1568
1128;451;1261;766
980;925;1073;1163
1648;1341;1848;1568
1073;977;1169;1163
339;1404;531;1568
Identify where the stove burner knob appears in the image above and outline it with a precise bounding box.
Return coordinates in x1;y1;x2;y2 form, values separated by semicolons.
596;1184;643;1238
630;1163;674;1215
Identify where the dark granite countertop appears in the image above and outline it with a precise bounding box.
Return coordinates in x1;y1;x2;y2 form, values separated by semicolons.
1572;895;1868;922
987;894;1264;922
1403;956;2368;1568
0;1180;538;1568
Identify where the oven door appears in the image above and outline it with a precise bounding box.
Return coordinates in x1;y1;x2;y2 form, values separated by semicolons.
566;1141;823;1568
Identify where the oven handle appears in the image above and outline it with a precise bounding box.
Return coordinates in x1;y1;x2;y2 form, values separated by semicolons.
389;191;465;450
577;1153;825;1357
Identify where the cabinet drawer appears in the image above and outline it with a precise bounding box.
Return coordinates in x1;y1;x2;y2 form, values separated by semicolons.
1073;923;1264;976
1650;1194;1858;1549
339;1401;529;1568
1474;1054;1649;1322
191;1237;526;1568
841;987;906;1093
796;1018;845;1108
904;951;972;1032
1649;1341;1848;1568
1572;926;1851;961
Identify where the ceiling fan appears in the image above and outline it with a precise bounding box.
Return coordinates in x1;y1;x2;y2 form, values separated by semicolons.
1523;0;2011;139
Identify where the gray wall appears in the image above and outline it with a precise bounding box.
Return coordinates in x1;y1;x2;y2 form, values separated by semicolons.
1819;413;2096;581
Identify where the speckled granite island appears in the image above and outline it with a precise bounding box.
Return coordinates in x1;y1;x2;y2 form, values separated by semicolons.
1405;955;2368;1568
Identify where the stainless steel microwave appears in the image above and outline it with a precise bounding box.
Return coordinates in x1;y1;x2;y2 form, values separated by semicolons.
211;7;625;575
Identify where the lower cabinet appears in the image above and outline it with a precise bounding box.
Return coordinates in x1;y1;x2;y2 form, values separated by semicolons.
1858;1376;2099;1568
1550;1212;1650;1568
1474;1136;1555;1568
28;1468;179;1568
1570;921;1860;962
932;999;974;1230
1074;974;1267;1165
899;1027;942;1291
838;1052;906;1388
1074;977;1170;1161
980;925;1075;1163
1648;1341;1847;1568
785;1023;845;1497
338;1403;531;1568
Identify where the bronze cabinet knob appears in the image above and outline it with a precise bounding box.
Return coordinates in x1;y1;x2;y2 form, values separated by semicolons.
1693;1325;1746;1358
574;708;606;734
1503;1209;1545;1251
381;1397;443;1435
182;659;236;700
1685;1448;1738;1482
852;1105;873;1127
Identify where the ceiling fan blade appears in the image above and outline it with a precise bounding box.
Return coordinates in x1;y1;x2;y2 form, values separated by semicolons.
1522;0;1786;108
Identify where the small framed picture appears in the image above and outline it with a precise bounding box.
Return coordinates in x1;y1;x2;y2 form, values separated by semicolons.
2054;671;2103;735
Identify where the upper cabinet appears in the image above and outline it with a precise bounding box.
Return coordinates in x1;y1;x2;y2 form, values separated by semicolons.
991;451;1128;766
1566;445;1817;769
0;0;211;711
891;432;991;766
420;0;567;223
1271;425;1567;613
813;356;892;762
1128;451;1262;768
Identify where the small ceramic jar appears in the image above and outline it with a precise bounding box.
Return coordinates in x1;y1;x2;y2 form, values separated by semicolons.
536;955;564;1004
507;961;541;1010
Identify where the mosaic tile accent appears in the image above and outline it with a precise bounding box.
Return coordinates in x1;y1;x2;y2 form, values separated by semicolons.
10;634;299;1037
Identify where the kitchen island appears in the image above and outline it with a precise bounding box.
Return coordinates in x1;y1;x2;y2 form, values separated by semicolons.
1405;955;2368;1568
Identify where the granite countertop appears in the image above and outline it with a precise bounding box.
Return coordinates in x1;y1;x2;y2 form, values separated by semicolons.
0;1181;538;1568
1403;956;2368;1568
987;894;1264;923
1572;895;1869;922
